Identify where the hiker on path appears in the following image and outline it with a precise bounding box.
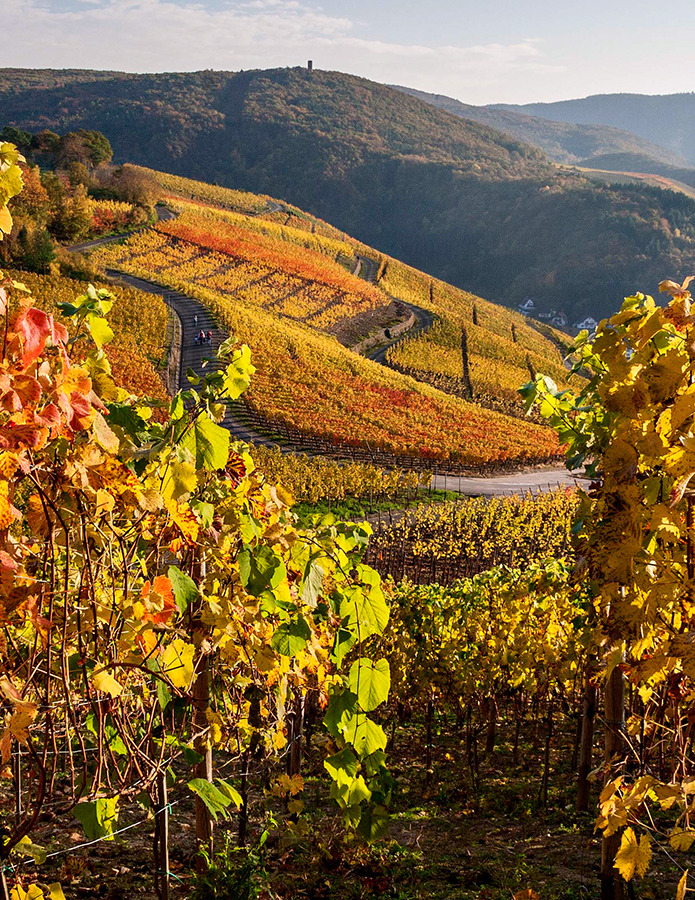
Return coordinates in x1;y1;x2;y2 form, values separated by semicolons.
207;330;213;345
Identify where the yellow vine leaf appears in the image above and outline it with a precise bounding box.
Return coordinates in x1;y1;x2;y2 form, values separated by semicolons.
670;829;695;851
0;698;37;763
95;489;115;517
614;827;652;881
0;480;18;530
48;886;67;900
10;886;44;900
160;639;195;689
677;870;688;900
91;668;124;697
206;708;224;745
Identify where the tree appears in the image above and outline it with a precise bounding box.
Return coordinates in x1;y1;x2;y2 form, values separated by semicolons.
0;125;31;153
32;129;60;154
108;163;161;208
57;129;113;169
11;163;50;223
77;128;113;165
67;160;92;188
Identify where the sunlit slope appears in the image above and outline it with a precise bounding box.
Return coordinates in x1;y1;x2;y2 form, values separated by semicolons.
372;255;573;415
91;170;560;464
5;67;695;320
145;167;571;404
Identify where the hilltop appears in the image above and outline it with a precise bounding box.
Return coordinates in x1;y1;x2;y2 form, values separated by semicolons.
3;67;695;321
495;92;695;167
394;84;685;168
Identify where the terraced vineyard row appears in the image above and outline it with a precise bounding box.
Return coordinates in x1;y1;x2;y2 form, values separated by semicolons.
364;489;577;583
377;256;575;412
97;212;387;337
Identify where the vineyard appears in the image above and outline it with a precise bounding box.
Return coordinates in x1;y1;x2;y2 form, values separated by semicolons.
379;256;575;414
364;490;577;583
8;139;695;900
94;206;386;337
87;172;563;467
137;167;351;242
249;445;433;508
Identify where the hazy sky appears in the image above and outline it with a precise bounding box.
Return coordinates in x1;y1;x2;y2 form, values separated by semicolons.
4;0;695;105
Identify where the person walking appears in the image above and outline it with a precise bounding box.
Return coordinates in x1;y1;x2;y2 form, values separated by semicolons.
207;330;213;345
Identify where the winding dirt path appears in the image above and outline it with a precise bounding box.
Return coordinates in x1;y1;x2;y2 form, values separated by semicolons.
77;208;578;496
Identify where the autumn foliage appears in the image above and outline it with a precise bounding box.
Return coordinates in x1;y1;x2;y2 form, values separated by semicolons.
0;148;393;898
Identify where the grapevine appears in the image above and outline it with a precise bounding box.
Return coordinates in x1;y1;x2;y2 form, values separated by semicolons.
0;152;393;897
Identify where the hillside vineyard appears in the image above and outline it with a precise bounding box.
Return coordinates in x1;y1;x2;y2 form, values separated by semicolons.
88;168;564;466
5;61;695;898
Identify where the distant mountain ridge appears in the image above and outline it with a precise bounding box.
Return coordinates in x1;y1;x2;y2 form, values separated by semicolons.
3;66;695;322
493;93;695;167
394;84;688;168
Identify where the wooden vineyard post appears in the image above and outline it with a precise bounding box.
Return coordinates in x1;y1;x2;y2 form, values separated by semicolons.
13;745;21;826
485;695;497;754
601;665;626;900
154;769;171;900
425;695;433;786
193;651;213;872
1;867;10;900
286;692;304;779
238;749;250;848
538;698;553;809
577;663;597;812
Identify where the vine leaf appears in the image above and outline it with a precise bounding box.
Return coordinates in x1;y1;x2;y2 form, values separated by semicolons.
182;413;229;471
167;565;199;613
271;615;311;656
677;871;689;900
73;796;120;841
187;778;241;821
91;668;123;697
160;639;195;689
357;804;389;843
341;713;387;757
349;658;390;712
614;827;652;881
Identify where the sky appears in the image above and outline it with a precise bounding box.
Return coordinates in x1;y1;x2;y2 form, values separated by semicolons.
3;0;695;105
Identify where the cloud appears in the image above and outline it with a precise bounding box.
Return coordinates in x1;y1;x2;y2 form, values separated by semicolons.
1;0;563;103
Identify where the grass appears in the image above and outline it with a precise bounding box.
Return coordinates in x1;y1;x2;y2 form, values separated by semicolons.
292;489;461;522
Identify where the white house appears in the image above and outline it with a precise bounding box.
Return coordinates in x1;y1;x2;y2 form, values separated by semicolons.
575;316;598;332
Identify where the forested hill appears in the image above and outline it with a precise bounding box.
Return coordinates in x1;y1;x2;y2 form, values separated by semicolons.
0;67;547;177
394;84;685;168
4;66;695;321
495;92;695;167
